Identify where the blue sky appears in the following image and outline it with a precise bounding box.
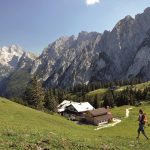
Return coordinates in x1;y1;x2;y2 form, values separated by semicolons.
0;0;149;53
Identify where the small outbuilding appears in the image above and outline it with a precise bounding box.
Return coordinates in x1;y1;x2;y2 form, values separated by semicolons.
85;108;113;125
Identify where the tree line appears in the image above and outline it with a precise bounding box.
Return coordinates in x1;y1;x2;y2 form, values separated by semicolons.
22;76;150;112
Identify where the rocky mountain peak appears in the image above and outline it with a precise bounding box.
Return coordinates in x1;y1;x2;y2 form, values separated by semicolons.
77;31;100;41
53;36;70;48
0;45;36;81
22;51;37;60
135;7;150;22
0;45;24;67
144;7;150;13
114;15;134;31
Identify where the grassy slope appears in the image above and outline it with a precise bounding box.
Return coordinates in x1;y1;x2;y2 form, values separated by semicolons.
116;81;150;92
87;88;108;97
87;81;150;97
0;97;150;150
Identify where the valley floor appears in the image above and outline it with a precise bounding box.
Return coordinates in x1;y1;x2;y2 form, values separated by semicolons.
0;97;150;150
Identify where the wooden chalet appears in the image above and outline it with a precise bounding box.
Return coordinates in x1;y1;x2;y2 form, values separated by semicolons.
57;100;94;120
85;108;113;125
57;100;76;114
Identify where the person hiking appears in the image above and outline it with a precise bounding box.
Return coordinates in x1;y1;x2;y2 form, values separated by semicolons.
136;109;149;140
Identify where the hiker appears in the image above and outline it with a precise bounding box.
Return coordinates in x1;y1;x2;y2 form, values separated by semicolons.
136;109;149;140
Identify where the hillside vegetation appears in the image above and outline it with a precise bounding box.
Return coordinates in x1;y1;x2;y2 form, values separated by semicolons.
0;97;150;150
87;81;150;96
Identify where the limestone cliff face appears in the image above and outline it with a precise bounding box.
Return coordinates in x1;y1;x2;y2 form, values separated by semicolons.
126;30;150;80
32;32;101;87
91;8;150;82
31;7;150;87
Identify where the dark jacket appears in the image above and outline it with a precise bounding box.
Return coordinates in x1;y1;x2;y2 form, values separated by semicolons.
138;114;145;125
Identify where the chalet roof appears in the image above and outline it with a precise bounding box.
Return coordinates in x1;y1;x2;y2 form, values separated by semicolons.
94;114;113;122
57;100;78;112
89;108;108;117
71;102;94;113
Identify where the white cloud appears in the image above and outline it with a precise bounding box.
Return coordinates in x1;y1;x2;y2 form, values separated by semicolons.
85;0;100;6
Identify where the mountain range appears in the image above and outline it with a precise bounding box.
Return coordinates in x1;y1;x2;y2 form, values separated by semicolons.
1;7;150;98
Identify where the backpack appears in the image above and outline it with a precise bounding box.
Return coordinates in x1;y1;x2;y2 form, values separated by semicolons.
142;114;148;124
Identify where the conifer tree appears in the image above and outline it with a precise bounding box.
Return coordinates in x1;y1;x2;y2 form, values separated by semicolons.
44;89;58;112
93;94;99;108
23;75;44;109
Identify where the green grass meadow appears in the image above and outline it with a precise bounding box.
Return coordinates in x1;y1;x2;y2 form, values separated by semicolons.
87;88;108;97
0;97;150;150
